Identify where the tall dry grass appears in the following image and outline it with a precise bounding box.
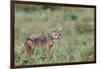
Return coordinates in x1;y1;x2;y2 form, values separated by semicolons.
15;4;95;65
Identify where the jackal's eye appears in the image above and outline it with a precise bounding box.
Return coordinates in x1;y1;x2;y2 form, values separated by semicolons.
59;33;61;36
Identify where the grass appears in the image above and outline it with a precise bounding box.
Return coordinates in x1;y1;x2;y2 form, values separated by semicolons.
15;4;95;65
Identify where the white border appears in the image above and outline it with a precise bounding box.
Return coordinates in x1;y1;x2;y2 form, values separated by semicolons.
0;0;100;69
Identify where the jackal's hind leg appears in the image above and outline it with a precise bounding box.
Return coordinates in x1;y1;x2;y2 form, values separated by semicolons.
25;40;35;56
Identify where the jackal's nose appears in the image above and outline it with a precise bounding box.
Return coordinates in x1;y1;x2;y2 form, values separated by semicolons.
58;37;60;39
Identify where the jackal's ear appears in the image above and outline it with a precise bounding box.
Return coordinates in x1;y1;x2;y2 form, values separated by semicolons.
59;27;62;32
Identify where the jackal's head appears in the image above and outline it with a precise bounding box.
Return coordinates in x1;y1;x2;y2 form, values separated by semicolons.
52;28;62;40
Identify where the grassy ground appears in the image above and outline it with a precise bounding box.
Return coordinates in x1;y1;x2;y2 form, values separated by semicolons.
15;4;95;65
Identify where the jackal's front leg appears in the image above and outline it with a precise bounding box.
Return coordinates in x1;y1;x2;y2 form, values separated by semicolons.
47;44;53;55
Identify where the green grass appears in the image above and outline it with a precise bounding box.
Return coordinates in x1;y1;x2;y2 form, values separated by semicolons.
15;4;95;65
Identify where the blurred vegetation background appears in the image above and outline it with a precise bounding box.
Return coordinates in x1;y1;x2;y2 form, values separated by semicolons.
15;4;95;65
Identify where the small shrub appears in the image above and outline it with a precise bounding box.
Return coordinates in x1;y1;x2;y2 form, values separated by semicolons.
75;21;93;34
